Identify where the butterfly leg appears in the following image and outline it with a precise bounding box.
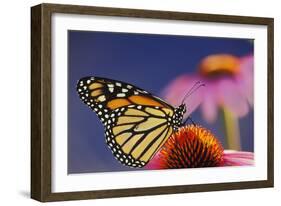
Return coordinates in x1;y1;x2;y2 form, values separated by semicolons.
184;116;196;126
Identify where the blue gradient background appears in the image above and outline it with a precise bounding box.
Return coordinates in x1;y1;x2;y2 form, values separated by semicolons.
68;30;254;173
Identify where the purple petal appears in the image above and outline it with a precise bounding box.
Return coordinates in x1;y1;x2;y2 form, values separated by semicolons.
145;152;162;170
223;150;254;166
237;55;254;105
217;79;249;117
200;83;219;123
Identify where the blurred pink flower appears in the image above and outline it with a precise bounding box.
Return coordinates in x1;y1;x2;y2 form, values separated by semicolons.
145;125;254;170
163;54;253;123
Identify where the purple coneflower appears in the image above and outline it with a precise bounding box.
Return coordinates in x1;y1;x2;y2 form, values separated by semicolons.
145;125;254;170
163;54;253;122
162;54;254;150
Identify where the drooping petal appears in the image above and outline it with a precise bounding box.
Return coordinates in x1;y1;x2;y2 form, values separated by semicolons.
200;83;219;123
217;79;249;117
145;152;162;170
223;150;254;166
237;55;254;105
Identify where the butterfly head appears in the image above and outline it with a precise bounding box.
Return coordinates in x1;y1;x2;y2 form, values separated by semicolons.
178;104;187;114
172;104;186;130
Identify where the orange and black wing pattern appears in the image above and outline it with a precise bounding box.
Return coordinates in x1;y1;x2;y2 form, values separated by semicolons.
77;76;177;167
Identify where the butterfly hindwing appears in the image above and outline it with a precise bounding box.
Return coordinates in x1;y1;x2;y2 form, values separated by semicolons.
104;104;174;167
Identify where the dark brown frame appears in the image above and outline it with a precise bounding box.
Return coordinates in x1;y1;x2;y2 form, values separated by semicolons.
31;3;274;202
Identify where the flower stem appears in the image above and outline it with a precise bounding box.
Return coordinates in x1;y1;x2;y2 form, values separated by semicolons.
222;107;241;150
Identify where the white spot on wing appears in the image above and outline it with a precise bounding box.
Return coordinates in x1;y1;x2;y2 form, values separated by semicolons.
117;93;126;97
109;87;114;93
98;95;106;102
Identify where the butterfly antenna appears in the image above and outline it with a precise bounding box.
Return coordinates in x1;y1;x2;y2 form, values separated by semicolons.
181;82;205;104
181;81;201;100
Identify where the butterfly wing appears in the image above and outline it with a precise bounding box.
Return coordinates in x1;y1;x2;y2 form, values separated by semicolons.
105;105;174;167
77;76;174;112
77;76;175;167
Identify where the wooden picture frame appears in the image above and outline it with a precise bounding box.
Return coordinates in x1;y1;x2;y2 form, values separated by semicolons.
31;3;274;202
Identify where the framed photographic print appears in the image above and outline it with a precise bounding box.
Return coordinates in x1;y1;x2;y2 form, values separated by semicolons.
31;3;274;202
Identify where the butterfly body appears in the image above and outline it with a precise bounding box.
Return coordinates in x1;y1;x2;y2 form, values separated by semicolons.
77;76;187;168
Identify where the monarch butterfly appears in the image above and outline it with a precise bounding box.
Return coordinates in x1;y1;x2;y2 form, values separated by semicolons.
77;76;203;168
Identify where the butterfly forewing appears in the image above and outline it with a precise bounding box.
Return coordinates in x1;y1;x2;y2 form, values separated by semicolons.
77;77;173;111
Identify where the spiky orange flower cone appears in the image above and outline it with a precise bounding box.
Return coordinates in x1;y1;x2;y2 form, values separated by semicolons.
146;125;225;169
